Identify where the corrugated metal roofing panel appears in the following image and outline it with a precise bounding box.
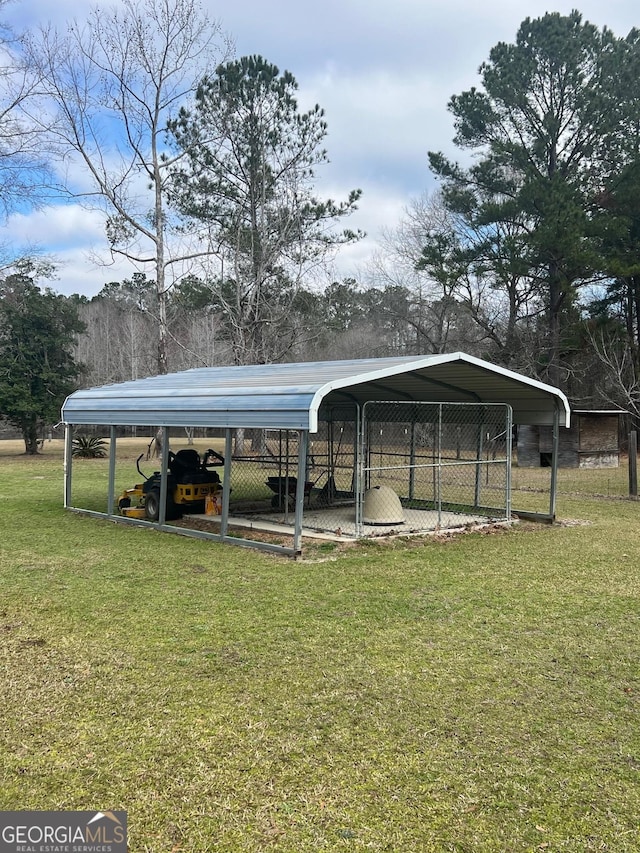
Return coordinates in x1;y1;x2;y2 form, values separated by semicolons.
61;353;570;430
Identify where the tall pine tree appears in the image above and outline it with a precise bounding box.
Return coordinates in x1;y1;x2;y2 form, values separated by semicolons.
428;11;617;389
168;55;362;365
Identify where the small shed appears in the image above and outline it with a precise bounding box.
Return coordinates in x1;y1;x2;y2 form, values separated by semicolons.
62;353;570;556
518;410;623;469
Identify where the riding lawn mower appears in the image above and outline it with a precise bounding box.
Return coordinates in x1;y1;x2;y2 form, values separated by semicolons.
118;447;225;521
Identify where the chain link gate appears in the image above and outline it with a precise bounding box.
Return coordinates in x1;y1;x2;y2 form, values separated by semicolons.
358;401;512;536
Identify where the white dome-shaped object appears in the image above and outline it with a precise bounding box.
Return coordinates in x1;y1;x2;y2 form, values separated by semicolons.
363;485;405;525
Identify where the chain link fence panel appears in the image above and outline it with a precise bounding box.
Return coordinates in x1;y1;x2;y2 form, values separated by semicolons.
360;402;512;534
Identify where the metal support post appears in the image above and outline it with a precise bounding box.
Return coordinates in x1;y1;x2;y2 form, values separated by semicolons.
107;425;117;516
409;421;417;501
629;431;638;497
63;424;73;508
505;407;512;521
549;409;559;520
293;430;309;554
437;404;443;526
221;429;232;537
158;426;169;525
474;420;484;509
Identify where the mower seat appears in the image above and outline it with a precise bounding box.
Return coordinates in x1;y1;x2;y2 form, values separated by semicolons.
169;449;202;483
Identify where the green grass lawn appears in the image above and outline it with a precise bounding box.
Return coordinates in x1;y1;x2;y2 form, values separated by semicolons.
1;441;640;851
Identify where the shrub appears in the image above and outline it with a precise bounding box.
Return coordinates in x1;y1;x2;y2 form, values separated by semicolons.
71;434;108;458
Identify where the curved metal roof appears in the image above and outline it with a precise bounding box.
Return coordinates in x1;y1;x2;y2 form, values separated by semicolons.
61;352;570;430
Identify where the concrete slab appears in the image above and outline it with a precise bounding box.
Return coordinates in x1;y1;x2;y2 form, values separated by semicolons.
232;504;504;541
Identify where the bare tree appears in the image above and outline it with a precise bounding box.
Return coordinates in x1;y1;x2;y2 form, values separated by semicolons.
589;327;640;427
75;292;156;387
368;191;549;368
22;0;232;374
368;193;485;355
0;1;52;222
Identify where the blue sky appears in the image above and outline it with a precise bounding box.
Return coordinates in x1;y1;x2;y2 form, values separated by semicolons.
7;0;640;296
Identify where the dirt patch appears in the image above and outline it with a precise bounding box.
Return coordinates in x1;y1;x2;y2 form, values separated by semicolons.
173;515;294;548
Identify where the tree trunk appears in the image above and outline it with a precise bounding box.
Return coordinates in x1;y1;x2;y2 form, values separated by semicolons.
23;419;40;455
632;275;640;367
154;153;169;376
546;261;564;388
250;428;267;455
234;427;245;456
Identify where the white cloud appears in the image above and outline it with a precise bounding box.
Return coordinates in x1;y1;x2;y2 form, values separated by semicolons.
317;181;411;283
48;249;133;297
5;204;105;251
301;66;453;190
3;204;136;296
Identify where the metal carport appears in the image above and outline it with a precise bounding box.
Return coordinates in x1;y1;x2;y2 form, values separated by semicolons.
62;353;570;556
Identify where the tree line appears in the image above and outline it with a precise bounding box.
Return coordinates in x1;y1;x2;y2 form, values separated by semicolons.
2;3;640;451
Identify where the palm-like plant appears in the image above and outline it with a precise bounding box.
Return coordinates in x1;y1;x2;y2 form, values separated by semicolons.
71;434;108;458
